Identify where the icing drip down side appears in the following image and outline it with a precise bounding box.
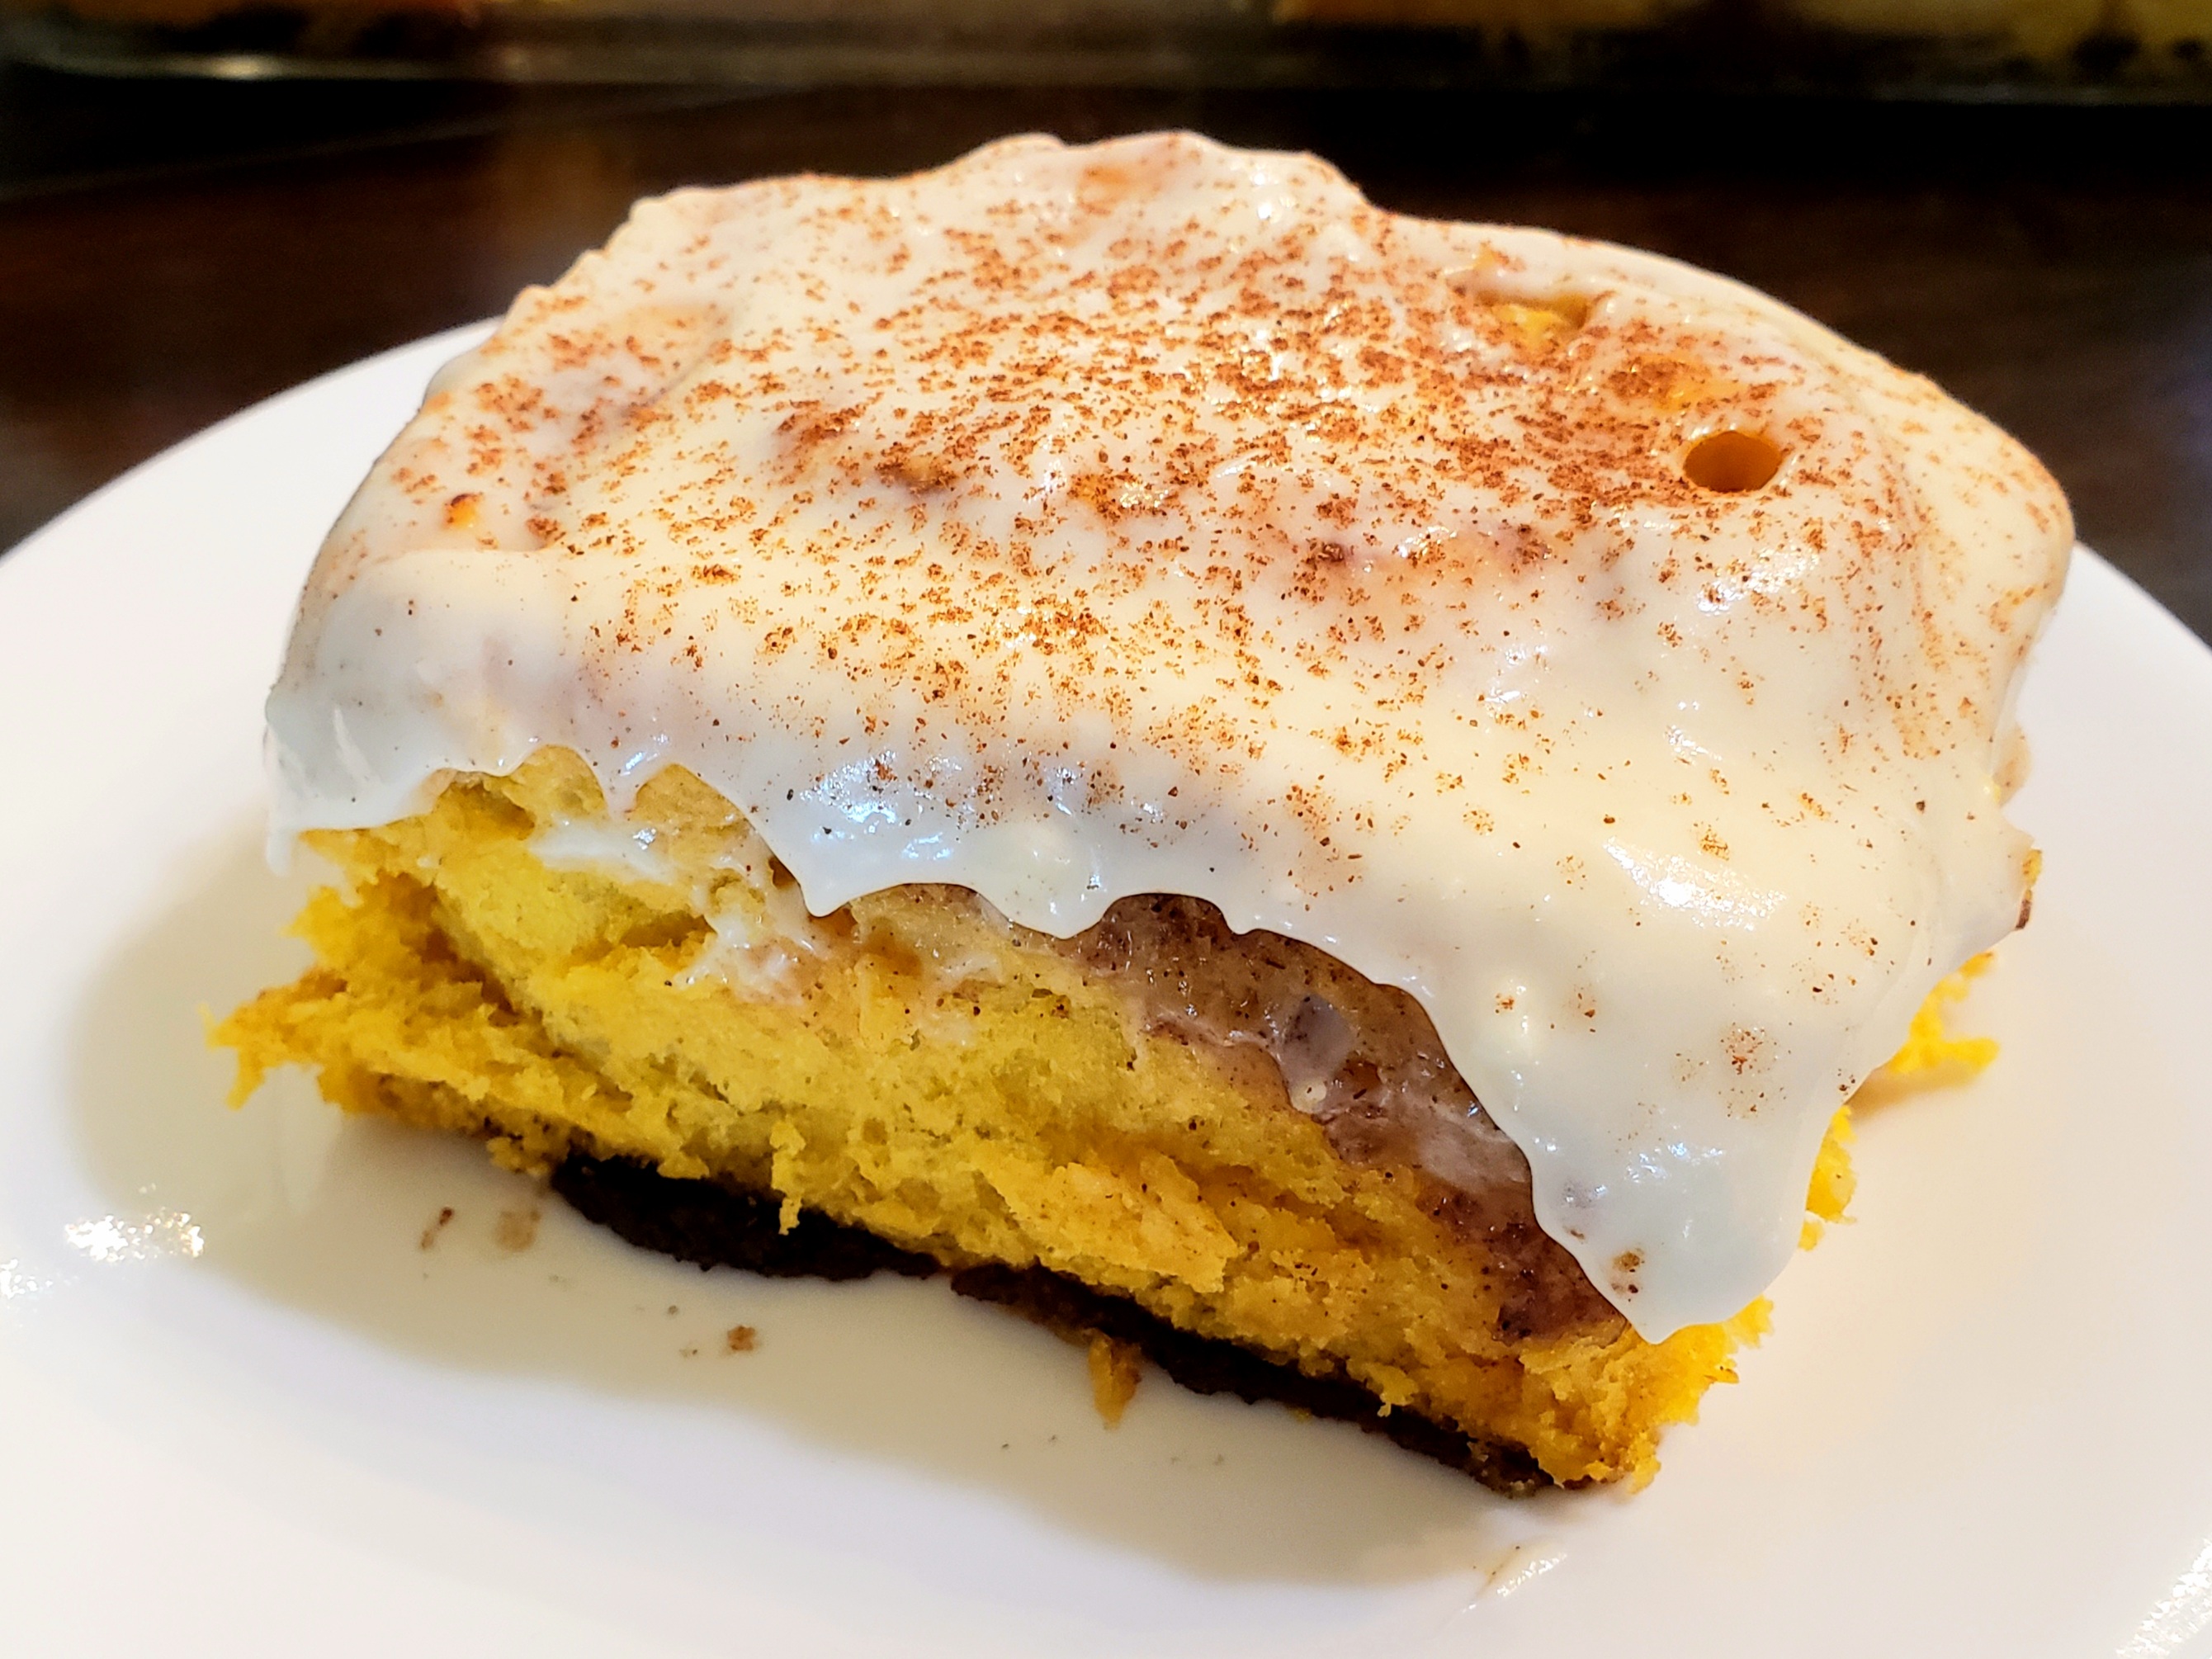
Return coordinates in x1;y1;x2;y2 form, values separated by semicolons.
265;131;2073;1338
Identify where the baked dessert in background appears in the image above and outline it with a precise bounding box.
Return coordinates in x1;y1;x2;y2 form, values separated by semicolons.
24;0;2207;77
1271;0;2211;60
218;130;2070;1489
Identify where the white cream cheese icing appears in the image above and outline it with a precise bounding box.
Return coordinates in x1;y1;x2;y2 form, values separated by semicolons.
264;131;2071;1339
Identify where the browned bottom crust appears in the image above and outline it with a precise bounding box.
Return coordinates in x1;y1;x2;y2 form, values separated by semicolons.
551;1153;1552;1495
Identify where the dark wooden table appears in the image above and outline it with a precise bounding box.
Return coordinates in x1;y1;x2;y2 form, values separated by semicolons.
3;67;2209;638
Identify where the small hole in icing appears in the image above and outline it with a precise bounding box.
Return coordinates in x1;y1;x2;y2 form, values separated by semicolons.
1683;430;1782;494
1444;269;1591;352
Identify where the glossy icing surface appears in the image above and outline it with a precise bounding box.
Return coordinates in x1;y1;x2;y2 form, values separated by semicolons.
266;132;2071;1338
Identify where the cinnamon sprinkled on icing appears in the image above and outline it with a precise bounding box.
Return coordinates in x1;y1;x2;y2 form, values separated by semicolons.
267;132;2071;1337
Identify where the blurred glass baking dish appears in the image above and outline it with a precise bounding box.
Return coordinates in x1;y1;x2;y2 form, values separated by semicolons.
4;0;2207;101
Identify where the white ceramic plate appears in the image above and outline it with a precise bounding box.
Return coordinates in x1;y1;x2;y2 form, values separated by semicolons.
3;326;2210;1659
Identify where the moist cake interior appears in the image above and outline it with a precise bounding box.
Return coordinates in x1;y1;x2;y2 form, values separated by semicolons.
217;747;1879;1490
